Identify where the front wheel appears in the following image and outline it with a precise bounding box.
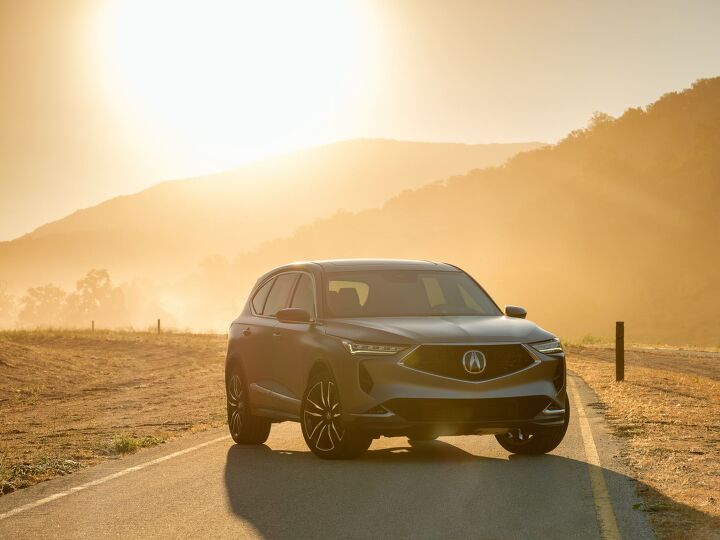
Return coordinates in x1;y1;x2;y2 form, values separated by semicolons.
408;435;438;442
301;371;372;459
495;396;570;455
226;365;271;445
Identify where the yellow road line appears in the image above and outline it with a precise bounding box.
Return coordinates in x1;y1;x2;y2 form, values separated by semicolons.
568;377;621;540
0;434;231;521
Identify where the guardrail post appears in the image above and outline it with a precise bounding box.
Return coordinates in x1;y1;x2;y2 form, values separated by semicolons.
615;321;624;381
91;320;94;333
157;318;161;335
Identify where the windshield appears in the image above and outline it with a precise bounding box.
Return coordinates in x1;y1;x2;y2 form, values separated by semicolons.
323;270;502;318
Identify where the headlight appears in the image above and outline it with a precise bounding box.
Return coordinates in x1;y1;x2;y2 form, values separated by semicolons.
529;338;563;355
342;340;407;355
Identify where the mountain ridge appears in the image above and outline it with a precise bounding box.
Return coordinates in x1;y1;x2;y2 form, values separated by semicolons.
0;139;542;291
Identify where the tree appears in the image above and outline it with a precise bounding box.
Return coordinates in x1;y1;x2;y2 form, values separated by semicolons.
0;281;16;328
588;111;615;130
17;285;67;327
63;269;129;328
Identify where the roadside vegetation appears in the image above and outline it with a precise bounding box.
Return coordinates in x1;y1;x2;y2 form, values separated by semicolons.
109;435;165;455
1;453;81;495
568;345;720;539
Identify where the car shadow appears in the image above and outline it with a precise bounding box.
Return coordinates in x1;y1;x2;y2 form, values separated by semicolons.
222;438;720;539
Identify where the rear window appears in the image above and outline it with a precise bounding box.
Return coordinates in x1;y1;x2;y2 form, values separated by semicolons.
251;278;274;314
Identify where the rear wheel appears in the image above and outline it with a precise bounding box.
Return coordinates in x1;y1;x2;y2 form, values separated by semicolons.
301;371;372;459
495;396;570;455
226;365;271;445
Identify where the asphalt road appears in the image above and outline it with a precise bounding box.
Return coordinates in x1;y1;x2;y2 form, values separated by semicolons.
0;375;654;539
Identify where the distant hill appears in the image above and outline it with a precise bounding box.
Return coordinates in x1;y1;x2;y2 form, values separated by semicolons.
198;78;720;344
0;140;541;293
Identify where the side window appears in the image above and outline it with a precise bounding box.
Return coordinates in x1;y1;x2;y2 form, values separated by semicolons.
251;279;274;314
290;274;316;318
263;273;298;317
327;280;369;305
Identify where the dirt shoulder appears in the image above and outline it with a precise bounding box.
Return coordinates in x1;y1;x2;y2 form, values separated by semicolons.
567;345;720;539
0;330;227;495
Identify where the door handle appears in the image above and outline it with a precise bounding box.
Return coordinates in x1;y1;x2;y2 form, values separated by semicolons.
242;327;252;337
272;331;281;337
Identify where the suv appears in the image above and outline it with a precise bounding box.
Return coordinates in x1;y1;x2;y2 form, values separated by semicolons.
225;259;568;459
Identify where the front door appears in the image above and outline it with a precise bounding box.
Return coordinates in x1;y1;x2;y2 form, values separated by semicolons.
245;272;298;412
271;272;319;417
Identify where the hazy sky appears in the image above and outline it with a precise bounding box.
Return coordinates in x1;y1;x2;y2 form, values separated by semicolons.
1;0;719;241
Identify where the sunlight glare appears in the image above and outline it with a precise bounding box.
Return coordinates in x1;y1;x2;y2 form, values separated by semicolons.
93;0;372;171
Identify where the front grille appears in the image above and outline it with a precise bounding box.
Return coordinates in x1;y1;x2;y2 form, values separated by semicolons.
401;344;535;382
382;396;550;423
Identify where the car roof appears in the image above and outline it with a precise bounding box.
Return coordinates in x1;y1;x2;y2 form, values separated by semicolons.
265;259;459;275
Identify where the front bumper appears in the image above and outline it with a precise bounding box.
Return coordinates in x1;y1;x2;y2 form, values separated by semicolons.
335;344;566;437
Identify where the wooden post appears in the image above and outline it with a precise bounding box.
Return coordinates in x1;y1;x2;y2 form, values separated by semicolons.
157;318;161;335
615;321;624;381
91;320;94;333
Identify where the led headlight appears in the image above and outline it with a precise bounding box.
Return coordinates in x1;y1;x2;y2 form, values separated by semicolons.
529;338;563;355
342;340;407;355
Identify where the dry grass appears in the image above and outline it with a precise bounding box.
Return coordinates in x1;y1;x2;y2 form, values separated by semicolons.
109;434;165;455
0;330;227;495
568;346;720;539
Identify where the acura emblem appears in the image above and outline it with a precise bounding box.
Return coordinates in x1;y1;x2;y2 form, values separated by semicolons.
462;350;486;374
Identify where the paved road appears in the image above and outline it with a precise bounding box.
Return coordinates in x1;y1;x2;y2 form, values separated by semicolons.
0;376;654;539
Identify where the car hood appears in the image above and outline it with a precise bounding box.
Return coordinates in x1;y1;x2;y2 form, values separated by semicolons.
323;315;554;345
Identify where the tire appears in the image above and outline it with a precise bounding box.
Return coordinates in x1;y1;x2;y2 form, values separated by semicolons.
495;396;570;455
226;364;271;445
408;435;438;442
301;370;372;459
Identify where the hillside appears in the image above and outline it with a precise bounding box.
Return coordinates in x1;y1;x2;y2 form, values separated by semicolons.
190;78;720;344
0;139;541;293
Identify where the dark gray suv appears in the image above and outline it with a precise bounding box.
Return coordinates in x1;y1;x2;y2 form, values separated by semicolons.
226;259;568;459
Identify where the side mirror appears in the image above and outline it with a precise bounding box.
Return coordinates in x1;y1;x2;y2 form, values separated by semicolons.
505;305;527;319
276;308;312;323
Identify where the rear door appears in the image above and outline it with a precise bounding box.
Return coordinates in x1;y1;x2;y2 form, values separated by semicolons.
244;272;299;412
235;277;274;392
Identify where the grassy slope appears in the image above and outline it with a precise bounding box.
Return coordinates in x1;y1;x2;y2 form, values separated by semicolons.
0;330;226;494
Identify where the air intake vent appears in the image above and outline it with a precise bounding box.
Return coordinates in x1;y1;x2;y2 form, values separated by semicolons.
382;396;550;423
553;361;565;391
358;361;374;394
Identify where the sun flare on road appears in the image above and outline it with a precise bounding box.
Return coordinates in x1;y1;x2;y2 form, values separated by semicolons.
93;0;376;170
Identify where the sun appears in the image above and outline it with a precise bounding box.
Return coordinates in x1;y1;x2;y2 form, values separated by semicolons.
92;0;374;171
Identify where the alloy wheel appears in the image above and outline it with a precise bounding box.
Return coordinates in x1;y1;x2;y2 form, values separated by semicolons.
504;428;535;445
227;374;245;438
303;381;344;452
